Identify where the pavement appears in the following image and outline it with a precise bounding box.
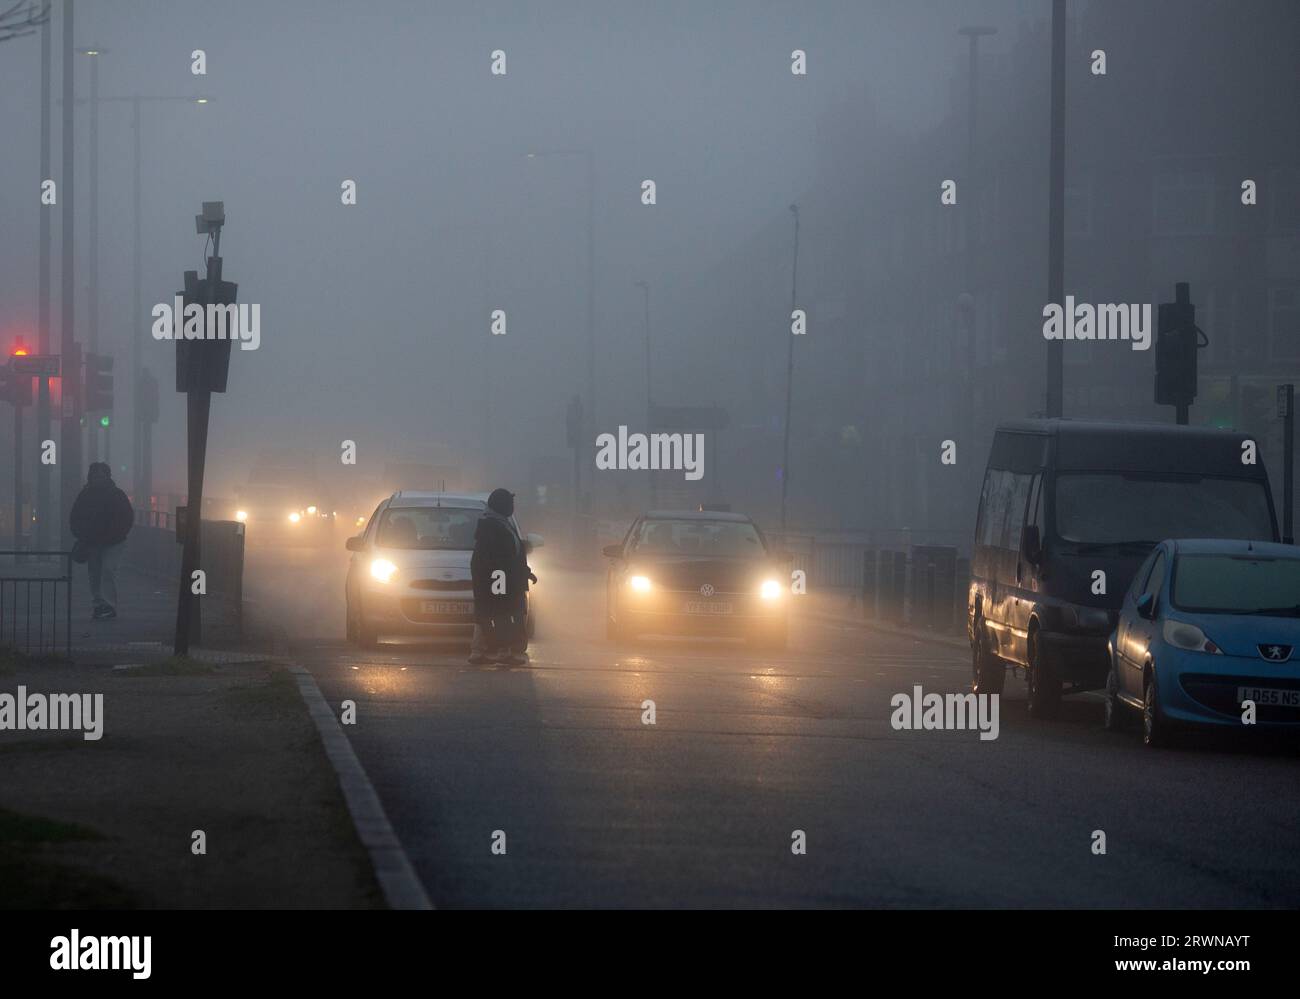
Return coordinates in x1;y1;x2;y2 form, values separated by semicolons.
247;553;1300;909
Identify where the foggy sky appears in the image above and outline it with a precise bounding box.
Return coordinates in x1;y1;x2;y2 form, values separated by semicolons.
1;0;1048;505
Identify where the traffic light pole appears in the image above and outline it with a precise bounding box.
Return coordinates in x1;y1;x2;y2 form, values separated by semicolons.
173;234;221;656
12;399;22;550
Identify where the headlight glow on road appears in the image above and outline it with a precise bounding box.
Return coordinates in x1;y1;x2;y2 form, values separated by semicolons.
370;558;398;584
629;575;652;593
760;579;783;600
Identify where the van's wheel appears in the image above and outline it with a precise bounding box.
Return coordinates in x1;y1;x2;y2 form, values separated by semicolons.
972;620;1005;696
1142;668;1172;747
1103;661;1128;731
1026;630;1062;718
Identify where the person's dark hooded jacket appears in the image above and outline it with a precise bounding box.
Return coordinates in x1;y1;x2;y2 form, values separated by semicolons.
470;489;530;616
69;468;134;548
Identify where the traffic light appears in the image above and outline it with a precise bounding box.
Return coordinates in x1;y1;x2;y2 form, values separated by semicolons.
1155;282;1198;410
84;352;114;412
4;340;34;406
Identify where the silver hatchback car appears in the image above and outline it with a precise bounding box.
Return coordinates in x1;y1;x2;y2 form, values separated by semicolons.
344;491;541;647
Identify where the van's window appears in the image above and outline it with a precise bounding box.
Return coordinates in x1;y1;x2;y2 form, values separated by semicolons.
1026;474;1045;544
976;470;1002;547
999;473;1033;551
1172;554;1300;614
1054;474;1274;545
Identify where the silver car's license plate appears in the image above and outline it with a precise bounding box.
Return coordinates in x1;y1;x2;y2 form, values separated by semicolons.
684;600;733;615
421;600;471;615
1238;686;1300;707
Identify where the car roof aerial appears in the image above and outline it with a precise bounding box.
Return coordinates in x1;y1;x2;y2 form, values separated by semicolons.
642;509;752;523
389;491;489;509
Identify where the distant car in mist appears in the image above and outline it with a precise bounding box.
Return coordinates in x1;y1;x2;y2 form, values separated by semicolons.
345;491;542;648
233;457;337;546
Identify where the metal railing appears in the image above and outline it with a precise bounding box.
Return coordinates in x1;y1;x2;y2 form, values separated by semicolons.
0;550;72;658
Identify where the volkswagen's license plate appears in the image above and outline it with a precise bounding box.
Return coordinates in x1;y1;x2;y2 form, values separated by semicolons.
684;600;733;615
1238;686;1300;707
421;600;471;615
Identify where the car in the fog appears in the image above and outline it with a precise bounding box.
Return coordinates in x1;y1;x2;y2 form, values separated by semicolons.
234;457;337;546
968;420;1279;717
601;509;789;648
344;491;542;647
1104;538;1300;746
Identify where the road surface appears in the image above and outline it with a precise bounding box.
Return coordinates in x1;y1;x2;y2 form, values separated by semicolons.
246;545;1300;908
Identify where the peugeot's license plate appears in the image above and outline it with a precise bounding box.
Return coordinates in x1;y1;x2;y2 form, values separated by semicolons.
684;600;733;615
421;600;471;616
1238;686;1300;707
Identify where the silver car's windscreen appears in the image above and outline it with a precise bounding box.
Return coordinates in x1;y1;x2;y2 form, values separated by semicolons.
376;507;481;550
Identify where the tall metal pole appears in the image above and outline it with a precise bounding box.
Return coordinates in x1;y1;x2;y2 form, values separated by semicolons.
86;50;100;462
637;280;654;508
779;203;799;532
1045;0;1066;418
36;8;52;548
584;148;596;517
60;0;79;548
131;96;144;505
958;26;995;443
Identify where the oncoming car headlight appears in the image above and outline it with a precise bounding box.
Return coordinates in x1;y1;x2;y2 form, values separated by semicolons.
1162;619;1222;654
370;558;398;584
759;579;783;600
629;575;652;593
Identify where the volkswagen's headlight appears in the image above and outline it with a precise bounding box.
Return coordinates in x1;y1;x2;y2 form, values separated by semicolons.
1162;619;1222;654
629;575;652;593
370;558;398;584
759;579;782;600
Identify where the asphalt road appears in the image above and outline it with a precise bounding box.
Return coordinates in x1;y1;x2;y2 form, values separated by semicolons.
247;545;1300;908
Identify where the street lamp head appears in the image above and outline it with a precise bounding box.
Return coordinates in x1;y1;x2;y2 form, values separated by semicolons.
76;46;107;56
193;97;211;104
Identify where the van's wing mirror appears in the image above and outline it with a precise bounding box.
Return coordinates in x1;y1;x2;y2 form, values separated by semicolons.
1135;592;1155;619
1023;525;1043;564
526;532;545;550
601;543;624;559
346;536;365;552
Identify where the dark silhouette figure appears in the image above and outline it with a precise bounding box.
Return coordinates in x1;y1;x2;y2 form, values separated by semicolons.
69;462;134;620
469;488;533;665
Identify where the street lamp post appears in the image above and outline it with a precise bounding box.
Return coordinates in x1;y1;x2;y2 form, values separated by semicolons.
525;148;596;514
76;46;103;462
635;279;653;507
779;203;799;533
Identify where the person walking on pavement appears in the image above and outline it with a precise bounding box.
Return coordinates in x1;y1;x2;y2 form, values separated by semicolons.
469;488;535;665
69;461;134;620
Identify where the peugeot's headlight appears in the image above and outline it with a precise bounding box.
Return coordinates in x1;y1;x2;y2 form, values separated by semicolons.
1162;618;1222;654
759;579;783;600
370;558;398;584
629;575;652;593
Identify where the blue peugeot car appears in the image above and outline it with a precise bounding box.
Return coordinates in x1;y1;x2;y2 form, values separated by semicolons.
1105;539;1300;746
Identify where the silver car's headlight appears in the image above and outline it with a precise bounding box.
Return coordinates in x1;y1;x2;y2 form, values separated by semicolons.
369;558;398;584
1162;618;1222;654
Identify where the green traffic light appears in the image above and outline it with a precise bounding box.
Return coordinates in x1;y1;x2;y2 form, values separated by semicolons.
99;416;111;428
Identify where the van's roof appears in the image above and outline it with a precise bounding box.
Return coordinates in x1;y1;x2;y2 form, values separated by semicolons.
994;419;1267;476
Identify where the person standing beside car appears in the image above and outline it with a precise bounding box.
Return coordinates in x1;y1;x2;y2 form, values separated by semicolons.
69;461;135;620
469;488;535;665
